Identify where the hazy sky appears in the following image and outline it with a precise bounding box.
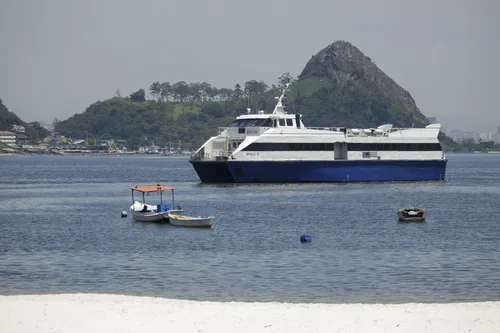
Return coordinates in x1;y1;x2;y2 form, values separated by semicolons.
1;0;499;132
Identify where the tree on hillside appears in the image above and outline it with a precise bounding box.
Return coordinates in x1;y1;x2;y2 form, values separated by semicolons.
149;82;162;100
188;82;203;101
198;82;211;101
243;80;268;97
130;89;146;102
233;84;243;100
218;88;233;101
206;84;219;101
173;81;190;102
160;82;172;102
278;72;294;86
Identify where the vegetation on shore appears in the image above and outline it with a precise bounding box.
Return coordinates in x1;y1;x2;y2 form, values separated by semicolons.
53;77;290;150
0;98;50;142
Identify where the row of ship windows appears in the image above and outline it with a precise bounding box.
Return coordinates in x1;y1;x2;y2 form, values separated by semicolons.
231;118;295;128
242;142;443;151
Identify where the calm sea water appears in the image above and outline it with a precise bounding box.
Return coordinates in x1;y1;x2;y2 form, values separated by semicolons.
0;153;499;304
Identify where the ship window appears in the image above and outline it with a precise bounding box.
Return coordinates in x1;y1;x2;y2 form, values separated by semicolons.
381;144;390;151
346;142;443;151
430;143;441;151
231;118;273;127
286;119;293;126
408;144;419;151
279;119;286;126
238;128;245;134
262;118;272;127
243;142;427;152
347;143;358;151
230;119;243;127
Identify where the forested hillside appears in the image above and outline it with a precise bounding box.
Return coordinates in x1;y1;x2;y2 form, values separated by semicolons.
53;41;467;151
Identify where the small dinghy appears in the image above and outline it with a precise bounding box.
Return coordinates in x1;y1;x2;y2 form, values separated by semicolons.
396;207;426;222
167;213;214;228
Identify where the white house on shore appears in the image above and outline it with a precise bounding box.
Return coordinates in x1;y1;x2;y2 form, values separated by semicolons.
11;125;25;133
0;131;16;144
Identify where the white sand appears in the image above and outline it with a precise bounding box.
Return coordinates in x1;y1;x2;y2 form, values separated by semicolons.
1;294;499;333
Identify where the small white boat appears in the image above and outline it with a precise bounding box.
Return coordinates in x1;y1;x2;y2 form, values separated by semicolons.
396;207;426;222
129;184;183;222
167;213;214;228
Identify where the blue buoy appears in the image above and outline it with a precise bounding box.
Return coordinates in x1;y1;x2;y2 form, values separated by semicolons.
300;234;312;243
121;211;128;218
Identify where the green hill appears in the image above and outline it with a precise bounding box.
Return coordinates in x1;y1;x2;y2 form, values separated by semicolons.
0;98;50;142
54;91;253;150
54;41;473;151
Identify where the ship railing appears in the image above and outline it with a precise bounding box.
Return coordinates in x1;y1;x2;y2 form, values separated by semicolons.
307;126;436;133
215;151;231;161
217;151;231;157
306;127;344;132
190;150;231;161
190;151;210;161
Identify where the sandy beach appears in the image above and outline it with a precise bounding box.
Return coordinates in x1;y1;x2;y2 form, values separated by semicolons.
1;294;499;333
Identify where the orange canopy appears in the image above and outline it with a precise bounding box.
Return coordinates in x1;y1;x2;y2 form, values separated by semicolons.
131;184;175;193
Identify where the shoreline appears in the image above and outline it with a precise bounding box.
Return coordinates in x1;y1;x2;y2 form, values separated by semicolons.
2;151;499;157
1;294;499;333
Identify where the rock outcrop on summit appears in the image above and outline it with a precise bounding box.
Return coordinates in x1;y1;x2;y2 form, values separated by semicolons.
293;41;430;129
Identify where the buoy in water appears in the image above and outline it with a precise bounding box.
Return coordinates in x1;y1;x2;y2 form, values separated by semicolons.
121;211;128;218
300;234;312;243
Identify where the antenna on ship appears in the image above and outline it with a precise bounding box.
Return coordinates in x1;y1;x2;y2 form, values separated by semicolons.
246;95;252;114
272;83;291;114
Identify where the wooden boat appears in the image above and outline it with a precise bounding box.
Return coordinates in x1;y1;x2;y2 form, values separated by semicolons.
129;184;183;222
167;213;214;228
396;207;426;222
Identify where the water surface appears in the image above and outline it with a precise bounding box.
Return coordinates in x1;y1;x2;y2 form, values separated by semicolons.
0;153;499;303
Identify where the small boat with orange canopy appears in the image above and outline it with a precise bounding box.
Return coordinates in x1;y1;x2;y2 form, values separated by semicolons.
129;184;183;222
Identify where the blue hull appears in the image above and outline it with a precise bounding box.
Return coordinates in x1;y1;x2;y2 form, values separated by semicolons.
190;159;447;183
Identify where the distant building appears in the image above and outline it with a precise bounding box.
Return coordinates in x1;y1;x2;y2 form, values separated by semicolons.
0;131;16;144
11;125;25;133
479;132;494;142
15;133;28;144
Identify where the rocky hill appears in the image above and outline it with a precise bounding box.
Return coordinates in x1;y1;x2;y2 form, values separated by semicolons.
293;41;429;128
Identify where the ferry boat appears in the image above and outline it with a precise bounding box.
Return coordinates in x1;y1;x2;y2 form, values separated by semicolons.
189;84;447;183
